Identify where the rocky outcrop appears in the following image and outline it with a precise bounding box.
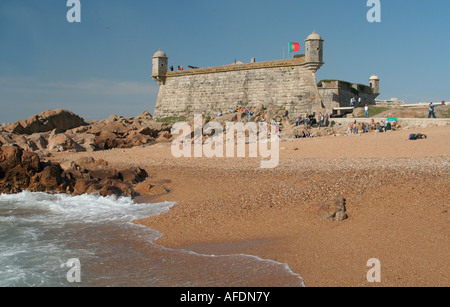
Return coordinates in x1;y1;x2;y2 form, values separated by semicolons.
0;110;173;154
0;145;166;198
4;109;87;135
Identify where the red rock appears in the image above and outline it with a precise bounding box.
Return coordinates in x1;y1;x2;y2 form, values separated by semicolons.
4;109;87;135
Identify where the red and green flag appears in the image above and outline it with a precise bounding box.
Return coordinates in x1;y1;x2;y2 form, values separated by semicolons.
289;42;300;53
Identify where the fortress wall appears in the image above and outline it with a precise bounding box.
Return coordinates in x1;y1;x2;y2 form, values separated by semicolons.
318;88;340;114
153;60;323;119
318;81;377;114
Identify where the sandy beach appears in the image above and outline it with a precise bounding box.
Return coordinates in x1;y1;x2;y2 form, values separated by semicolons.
51;125;450;287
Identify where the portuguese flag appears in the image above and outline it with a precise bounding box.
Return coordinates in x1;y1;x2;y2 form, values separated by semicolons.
289;42;300;53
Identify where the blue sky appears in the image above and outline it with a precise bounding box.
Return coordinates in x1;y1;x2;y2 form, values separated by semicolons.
1;0;449;123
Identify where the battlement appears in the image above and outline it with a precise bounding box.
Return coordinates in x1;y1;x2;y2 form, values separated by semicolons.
166;56;307;78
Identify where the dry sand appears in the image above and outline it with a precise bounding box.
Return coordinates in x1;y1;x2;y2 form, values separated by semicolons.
51;125;450;287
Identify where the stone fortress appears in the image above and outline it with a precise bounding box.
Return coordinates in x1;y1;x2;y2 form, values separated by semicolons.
151;31;380;119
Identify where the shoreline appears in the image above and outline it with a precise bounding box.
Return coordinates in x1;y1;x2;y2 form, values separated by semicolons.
49;125;449;286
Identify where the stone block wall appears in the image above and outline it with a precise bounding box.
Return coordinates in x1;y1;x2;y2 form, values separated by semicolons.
153;58;323;119
318;80;377;114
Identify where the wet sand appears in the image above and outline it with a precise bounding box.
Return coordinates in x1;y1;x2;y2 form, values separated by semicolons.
52;125;450;287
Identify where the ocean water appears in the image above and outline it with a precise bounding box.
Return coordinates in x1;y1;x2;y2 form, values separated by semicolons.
0;191;304;287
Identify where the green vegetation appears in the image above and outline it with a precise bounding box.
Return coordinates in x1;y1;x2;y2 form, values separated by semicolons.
368;106;389;117
436;106;450;118
353;106;389;118
155;116;187;124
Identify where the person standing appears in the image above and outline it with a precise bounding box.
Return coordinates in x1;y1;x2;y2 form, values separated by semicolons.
364;104;369;118
428;103;436;118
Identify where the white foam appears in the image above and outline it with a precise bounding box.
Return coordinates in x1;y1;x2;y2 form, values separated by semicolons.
0;192;305;287
0;191;175;286
0;191;174;224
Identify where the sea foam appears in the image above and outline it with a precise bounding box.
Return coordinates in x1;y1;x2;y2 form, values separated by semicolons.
0;191;304;287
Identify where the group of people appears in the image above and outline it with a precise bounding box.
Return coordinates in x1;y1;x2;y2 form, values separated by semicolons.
347;119;396;134
215;106;255;119
295;112;329;128
228;106;255;118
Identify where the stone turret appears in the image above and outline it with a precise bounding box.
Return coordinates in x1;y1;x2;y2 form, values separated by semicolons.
369;74;380;98
152;49;168;85
305;30;324;72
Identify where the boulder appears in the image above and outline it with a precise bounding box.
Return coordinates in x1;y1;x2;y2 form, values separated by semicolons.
133;178;168;197
94;133;125;150
47;132;85;152
118;167;148;184
0;146;44;193
0;145;24;172
88;122;129;136
136;110;153;120
155;131;172;142
69;132;97;152
72;179;103;196
4;109;87;135
125;133;154;147
89;169;120;181
99;179;136;197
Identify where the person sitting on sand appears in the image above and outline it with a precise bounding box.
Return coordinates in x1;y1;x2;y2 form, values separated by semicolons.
363;123;369;133
347;123;353;135
370;119;376;131
379;121;386;132
386;121;392;131
391;121;397;131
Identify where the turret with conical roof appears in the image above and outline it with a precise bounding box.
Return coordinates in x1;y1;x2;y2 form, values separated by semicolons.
152;49;168;85
304;30;324;72
369;74;380;97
